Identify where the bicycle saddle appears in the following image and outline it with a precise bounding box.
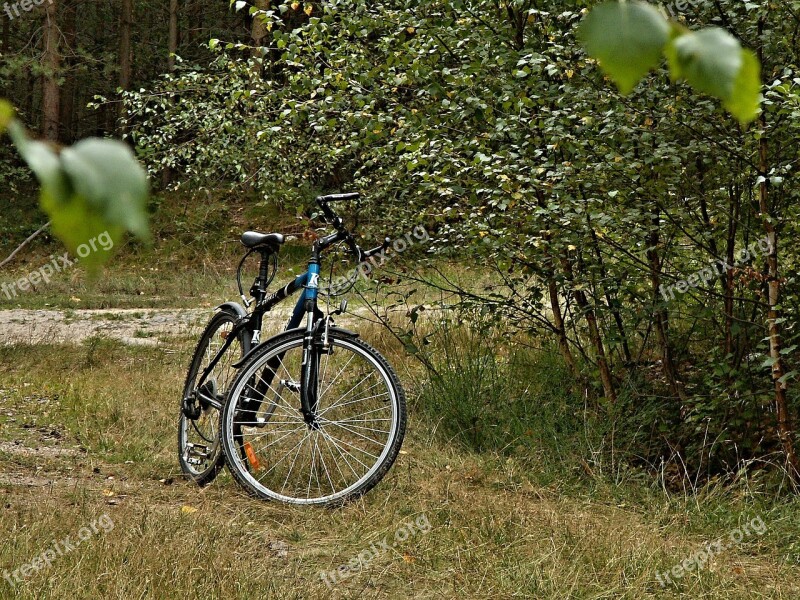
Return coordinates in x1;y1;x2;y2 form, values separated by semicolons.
240;231;285;249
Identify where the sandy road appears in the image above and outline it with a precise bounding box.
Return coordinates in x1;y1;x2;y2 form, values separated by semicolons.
0;305;403;346
0;308;294;346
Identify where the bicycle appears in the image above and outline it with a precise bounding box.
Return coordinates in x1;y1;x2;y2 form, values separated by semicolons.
179;193;407;504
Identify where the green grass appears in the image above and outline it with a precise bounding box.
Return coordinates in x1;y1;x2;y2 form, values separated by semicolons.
1;334;800;599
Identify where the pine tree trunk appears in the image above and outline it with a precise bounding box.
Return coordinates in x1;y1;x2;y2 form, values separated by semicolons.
60;0;78;143
162;0;179;187
2;10;9;54
168;0;179;71
118;0;133;135
251;0;271;73
41;0;60;142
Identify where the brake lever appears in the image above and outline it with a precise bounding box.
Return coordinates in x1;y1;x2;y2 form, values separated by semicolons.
362;237;391;260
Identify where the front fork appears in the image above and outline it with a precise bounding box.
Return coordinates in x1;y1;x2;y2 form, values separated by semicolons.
300;262;321;428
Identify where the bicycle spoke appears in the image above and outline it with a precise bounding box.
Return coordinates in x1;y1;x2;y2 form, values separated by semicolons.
318;389;390;417
322;420;387;447
319;351;357;401
277;430;313;493
320;418;391;436
319;376;384;415
322;429;380;463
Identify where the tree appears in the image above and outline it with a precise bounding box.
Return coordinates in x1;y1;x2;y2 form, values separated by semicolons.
41;0;60;141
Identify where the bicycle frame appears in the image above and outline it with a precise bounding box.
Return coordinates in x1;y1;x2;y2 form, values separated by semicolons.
185;192;388;426
188;268;316;411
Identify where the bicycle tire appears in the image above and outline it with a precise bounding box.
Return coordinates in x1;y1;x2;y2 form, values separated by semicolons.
178;307;250;485
220;328;406;505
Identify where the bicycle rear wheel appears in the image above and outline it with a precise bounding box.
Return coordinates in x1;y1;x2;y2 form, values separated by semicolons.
179;307;249;485
220;328;406;505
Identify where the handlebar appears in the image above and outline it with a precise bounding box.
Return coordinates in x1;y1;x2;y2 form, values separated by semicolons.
314;193;389;263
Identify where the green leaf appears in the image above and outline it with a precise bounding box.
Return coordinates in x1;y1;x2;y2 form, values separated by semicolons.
578;1;670;94
666;28;761;123
725;49;761;124
0;99;12;133
7;120;70;201
60;139;151;240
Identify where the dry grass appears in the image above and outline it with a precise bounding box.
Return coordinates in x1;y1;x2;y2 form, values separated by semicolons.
0;333;799;599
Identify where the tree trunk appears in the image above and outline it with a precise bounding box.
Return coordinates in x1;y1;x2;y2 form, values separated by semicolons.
41;0;60;142
118;0;133;135
2;9;9;54
162;0;179;187
534;191;579;378
547;274;579;380
755;14;799;481
586;212;632;364
646;208;687;401
168;0;179;71
60;0;78;143
560;255;617;403
723;185;739;359
251;0;271;73
759;129;799;480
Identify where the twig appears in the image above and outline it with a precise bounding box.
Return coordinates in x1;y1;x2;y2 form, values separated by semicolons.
0;221;50;269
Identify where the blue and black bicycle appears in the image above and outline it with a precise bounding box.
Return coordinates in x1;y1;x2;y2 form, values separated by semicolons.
178;193;407;505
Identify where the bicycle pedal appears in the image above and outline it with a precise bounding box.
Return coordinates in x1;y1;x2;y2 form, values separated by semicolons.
186;442;211;459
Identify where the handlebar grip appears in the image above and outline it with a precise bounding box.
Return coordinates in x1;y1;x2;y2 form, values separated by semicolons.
316;192;360;203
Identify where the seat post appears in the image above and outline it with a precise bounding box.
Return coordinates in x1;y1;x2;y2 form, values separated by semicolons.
255;249;271;302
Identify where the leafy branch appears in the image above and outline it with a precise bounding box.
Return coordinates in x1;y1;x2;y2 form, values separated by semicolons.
578;1;761;124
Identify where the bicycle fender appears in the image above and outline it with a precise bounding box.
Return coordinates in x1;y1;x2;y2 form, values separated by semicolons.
215;302;248;319
232;326;359;368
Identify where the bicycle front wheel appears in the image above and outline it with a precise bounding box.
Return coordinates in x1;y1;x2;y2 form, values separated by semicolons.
220;329;406;505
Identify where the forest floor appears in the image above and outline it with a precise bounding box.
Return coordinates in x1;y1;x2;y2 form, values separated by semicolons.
3;194;800;598
1;308;800;599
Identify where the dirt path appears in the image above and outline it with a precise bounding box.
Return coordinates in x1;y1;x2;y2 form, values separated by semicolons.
0;307;297;346
0;306;402;346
